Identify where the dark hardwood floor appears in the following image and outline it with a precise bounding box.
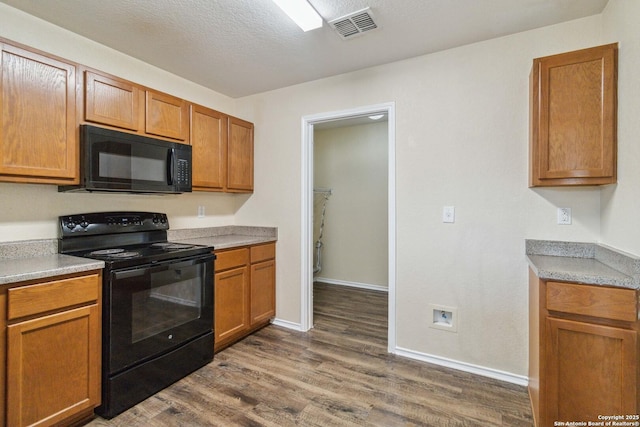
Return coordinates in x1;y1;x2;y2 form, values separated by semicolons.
86;282;533;426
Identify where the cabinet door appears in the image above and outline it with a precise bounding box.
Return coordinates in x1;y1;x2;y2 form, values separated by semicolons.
546;317;636;423
250;259;275;326
0;44;77;183
84;70;142;131
227;116;253;192
530;43;617;186
145;90;189;141
214;266;250;347
190;104;227;190
6;305;101;427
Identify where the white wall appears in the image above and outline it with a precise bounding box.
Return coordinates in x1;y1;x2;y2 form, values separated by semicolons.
0;3;244;241
600;0;640;255
314;122;388;288
235;16;607;376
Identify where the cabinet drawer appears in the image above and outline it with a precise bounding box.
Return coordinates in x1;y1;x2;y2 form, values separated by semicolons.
251;243;275;263
546;282;637;322
215;248;249;272
7;273;101;320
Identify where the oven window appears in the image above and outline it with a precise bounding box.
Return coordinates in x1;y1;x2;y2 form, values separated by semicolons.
131;268;202;343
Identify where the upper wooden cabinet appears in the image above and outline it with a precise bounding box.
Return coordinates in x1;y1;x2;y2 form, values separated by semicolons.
190;104;227;191
83;68;188;143
529;43;618;187
191;106;254;193
0;43;78;184
227;116;254;193
85;70;142;131
145;89;189;141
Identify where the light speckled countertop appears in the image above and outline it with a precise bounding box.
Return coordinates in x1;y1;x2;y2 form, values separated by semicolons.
0;226;276;286
169;225;277;250
526;240;640;290
0;254;104;285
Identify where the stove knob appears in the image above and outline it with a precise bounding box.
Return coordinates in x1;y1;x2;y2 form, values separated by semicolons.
160;215;167;224
80;220;89;228
66;221;76;230
152;215;159;224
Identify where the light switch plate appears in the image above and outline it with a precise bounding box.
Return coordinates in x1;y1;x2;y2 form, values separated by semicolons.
443;206;455;223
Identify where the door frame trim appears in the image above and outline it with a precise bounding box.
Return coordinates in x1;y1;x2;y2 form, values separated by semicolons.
300;102;396;353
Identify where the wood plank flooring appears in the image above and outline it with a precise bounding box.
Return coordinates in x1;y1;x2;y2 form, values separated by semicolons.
86;282;533;426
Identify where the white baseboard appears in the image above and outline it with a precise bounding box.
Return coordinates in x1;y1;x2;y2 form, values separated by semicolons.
271;318;305;331
270;322;527;386
394;346;529;387
313;277;389;292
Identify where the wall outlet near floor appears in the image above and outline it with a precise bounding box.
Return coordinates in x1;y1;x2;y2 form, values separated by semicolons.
557;207;571;225
197;206;205;218
428;304;458;332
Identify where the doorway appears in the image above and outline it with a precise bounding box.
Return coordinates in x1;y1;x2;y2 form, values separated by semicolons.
301;102;396;353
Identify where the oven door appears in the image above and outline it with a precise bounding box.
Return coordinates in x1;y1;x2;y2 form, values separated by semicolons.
107;253;214;374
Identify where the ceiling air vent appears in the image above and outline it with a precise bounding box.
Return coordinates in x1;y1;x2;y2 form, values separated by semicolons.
329;8;379;40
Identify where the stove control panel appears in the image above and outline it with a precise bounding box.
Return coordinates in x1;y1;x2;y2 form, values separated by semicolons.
59;212;170;236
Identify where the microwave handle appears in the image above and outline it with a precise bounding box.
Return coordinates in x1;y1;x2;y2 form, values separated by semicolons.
167;148;175;185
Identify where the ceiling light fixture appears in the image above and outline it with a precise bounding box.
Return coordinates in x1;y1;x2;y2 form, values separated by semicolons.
271;0;323;32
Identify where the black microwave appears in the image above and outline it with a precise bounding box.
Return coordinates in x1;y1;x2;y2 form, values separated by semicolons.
60;125;192;194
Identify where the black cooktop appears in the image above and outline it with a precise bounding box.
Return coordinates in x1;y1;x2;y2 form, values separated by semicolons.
58;212;212;269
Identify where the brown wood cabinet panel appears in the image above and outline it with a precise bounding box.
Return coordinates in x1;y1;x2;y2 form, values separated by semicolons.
251;242;276;263
546;317;636;422
191;104;226;190
0;287;6;427
215;248;249;272
530;43;617;186
227;116;254;192
529;272;639;426
250;259;275;326
84;70;142;131
547;281;637;322
0;43;77;184
145;90;189;141
6;304;101;427
7;272;100;320
214;266;250;347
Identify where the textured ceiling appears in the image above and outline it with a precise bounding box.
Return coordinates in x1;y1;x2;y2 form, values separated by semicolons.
0;0;609;98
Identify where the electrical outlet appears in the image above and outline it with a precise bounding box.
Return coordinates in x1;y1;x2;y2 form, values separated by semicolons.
557;207;571;225
442;206;455;223
197;206;205;218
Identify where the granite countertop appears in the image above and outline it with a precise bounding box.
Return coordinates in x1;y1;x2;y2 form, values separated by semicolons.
526;240;640;290
0;226;276;286
168;225;277;250
0;254;104;286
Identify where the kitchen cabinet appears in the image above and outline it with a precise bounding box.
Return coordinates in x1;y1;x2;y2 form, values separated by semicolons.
529;43;617;187
1;270;102;427
214;242;276;352
82;68;188;143
145;89;189;142
0;42;78;185
227;116;254;193
190;106;254;193
250;243;276;326
529;271;638;426
190;104;227;191
214;247;251;351
84;70;143;131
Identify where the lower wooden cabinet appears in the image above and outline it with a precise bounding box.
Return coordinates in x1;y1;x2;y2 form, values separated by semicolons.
214;242;276;352
1;270;102;427
529;270;639;426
